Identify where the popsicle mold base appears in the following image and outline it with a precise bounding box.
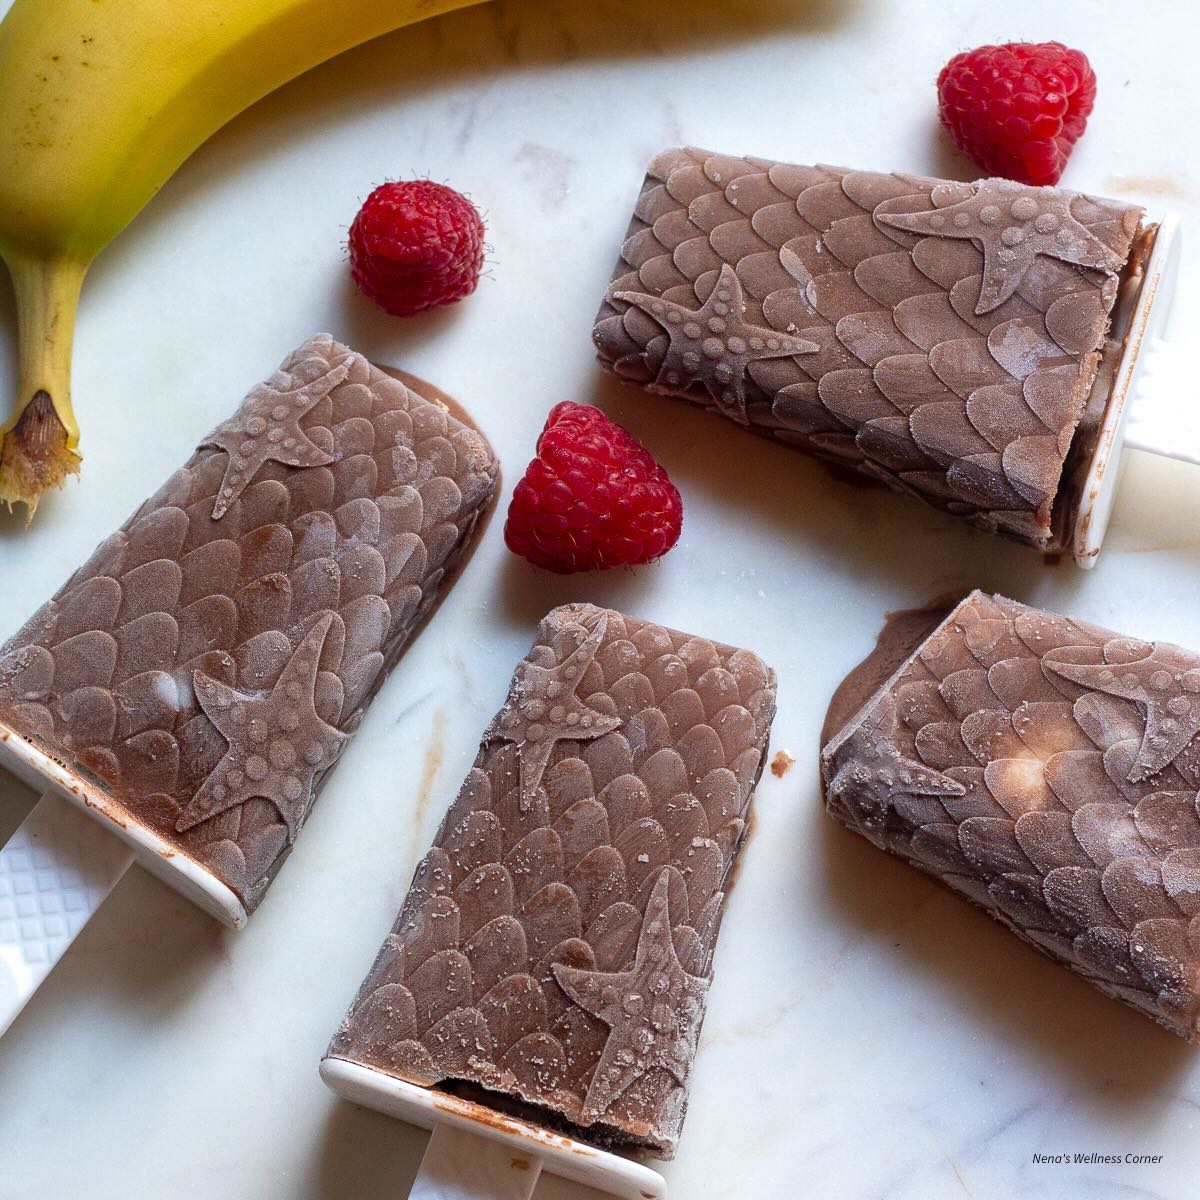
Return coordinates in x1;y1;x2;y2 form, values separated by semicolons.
0;715;246;926
319;1057;666;1200
1071;211;1182;566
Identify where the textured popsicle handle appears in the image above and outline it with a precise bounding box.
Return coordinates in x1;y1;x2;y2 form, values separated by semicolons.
1125;336;1200;467
0;789;132;1036
409;1124;543;1200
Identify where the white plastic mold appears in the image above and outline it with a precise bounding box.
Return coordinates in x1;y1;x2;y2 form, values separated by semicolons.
1071;211;1185;566
320;1057;667;1200
0;715;245;1035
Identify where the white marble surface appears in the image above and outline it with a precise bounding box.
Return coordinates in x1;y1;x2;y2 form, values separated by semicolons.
1;1;1199;1197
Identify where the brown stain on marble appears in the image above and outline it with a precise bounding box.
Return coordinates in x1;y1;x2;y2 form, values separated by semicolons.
412;708;447;844
770;749;795;778
1106;174;1190;199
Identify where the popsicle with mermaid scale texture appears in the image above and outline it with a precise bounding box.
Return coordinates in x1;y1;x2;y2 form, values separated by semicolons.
594;148;1150;555
0;333;497;1033
323;602;777;1195
821;591;1200;1041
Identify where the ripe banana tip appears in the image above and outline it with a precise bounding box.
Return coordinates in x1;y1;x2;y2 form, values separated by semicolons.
0;391;80;519
1;251;87;518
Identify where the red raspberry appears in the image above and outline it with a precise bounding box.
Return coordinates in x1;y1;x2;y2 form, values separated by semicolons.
937;42;1096;186
504;403;683;574
348;180;485;316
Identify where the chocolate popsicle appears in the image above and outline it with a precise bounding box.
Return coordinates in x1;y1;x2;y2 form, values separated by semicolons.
326;602;778;1158
594;148;1149;551
0;333;498;916
822;591;1200;1041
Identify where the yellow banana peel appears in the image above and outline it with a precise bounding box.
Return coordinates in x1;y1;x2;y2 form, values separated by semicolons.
0;0;490;518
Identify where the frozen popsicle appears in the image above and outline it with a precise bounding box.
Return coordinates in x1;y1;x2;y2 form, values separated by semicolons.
0;334;498;1031
322;602;777;1198
594;148;1185;564
822;590;1200;1041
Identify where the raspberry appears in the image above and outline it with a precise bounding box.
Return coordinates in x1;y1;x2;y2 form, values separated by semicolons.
504;403;683;574
937;42;1096;186
348;180;485;316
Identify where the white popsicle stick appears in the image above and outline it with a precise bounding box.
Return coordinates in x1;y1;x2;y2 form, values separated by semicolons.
0;790;132;1036
320;1058;666;1200
1124;335;1200;466
410;1124;542;1200
0;715;249;1035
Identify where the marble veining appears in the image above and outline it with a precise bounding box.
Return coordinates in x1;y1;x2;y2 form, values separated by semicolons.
0;1;1198;1198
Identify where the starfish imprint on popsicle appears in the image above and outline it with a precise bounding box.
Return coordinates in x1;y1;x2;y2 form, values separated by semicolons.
831;693;965;805
487;614;622;811
875;179;1122;314
200;352;354;518
553;867;710;1124
1044;642;1200;782
826;695;966;847
612;263;819;425
179;611;349;838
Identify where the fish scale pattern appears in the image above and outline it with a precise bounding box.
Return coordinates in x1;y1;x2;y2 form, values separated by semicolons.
822;591;1200;1041
328;603;777;1157
0;335;498;910
593;147;1143;550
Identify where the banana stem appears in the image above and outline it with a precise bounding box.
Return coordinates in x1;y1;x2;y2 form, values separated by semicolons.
0;253;87;517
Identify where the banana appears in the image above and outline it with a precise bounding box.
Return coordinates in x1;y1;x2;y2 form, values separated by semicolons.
0;0;491;517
